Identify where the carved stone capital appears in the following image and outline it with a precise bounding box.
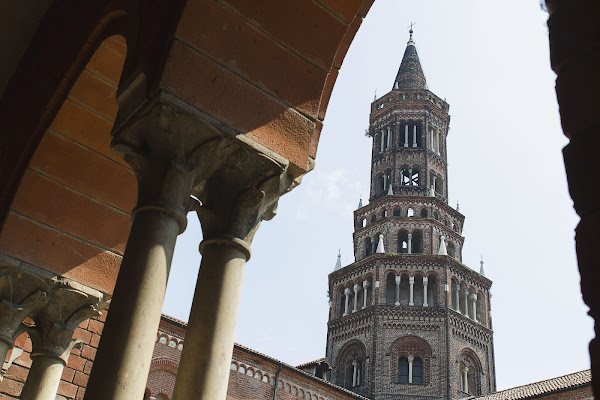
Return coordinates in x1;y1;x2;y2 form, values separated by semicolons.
112;94;301;247
0;267;49;346
28;284;108;364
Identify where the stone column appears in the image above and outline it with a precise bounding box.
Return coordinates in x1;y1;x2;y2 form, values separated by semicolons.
395;276;401;306
404;125;409;147
463;290;470;318
352;360;359;387
412;125;417;147
408;168;413;186
387;127;391;148
407;233;413;254
353;284;360;313
423;277;429;307
0;268;48;381
471;293;478;322
408;355;414;383
85;101;239;400
343;288;351;316
380;131;385;152
21;285;106;400
409;276;415;306
462;366;470;393
455;286;461;313
173;150;296;400
362;280;369;309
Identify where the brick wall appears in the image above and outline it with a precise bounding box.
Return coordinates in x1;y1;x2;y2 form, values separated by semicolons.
0;310;106;400
144;316;367;400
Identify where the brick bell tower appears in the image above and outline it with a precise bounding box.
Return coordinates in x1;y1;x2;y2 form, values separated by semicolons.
325;30;496;400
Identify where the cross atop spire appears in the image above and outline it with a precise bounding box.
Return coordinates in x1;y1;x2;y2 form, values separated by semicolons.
393;26;426;90
408;22;415;42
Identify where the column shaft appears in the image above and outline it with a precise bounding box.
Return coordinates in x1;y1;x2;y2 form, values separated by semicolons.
472;295;478;321
20;355;64;400
408;358;414;384
407;233;412;254
455;288;460;313
344;291;350;316
172;241;248;400
423;278;428;307
85;211;180;400
381;132;385;152
404;125;409;147
409;277;414;306
463;292;469;318
353;286;359;313
395;277;401;306
412;125;417;147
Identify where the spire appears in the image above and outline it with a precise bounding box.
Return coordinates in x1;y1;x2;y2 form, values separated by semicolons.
393;28;427;90
480;255;486;276
456;201;460;212
376;234;385;254
358;197;363;208
334;249;342;271
438;236;448;255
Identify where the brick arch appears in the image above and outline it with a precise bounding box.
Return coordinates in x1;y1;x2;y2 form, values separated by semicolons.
149;357;180;375
335;339;367;389
390;335;433;384
457;347;483;372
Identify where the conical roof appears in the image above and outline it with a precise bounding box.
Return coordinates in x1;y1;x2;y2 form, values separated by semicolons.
393;30;427;90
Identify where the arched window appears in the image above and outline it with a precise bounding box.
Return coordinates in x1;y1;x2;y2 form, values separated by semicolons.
386;273;397;305
382;209;387;218
398;229;408;253
447;242;456;258
398;357;409;383
413;358;423;384
364;237;372;257
459;354;481;396
420;209;428;218
393;208;401;216
407;208;414;217
411;230;423;253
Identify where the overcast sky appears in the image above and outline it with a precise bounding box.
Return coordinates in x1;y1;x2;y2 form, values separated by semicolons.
162;0;593;392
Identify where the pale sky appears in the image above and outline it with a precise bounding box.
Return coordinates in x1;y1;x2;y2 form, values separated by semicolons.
163;0;593;392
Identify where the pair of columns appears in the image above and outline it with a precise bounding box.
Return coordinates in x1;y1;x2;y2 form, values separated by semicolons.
394;276;428;307
379;127;391;152
0;265;106;400
454;288;478;322
343;280;370;316
403;125;418;148
81;99;298;400
428;128;440;154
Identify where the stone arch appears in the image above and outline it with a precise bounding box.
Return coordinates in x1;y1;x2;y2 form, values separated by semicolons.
336;339;367;389
458;348;483;395
390;335;433;384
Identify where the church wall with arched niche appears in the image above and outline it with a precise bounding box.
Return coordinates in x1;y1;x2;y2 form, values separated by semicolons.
449;324;495;397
